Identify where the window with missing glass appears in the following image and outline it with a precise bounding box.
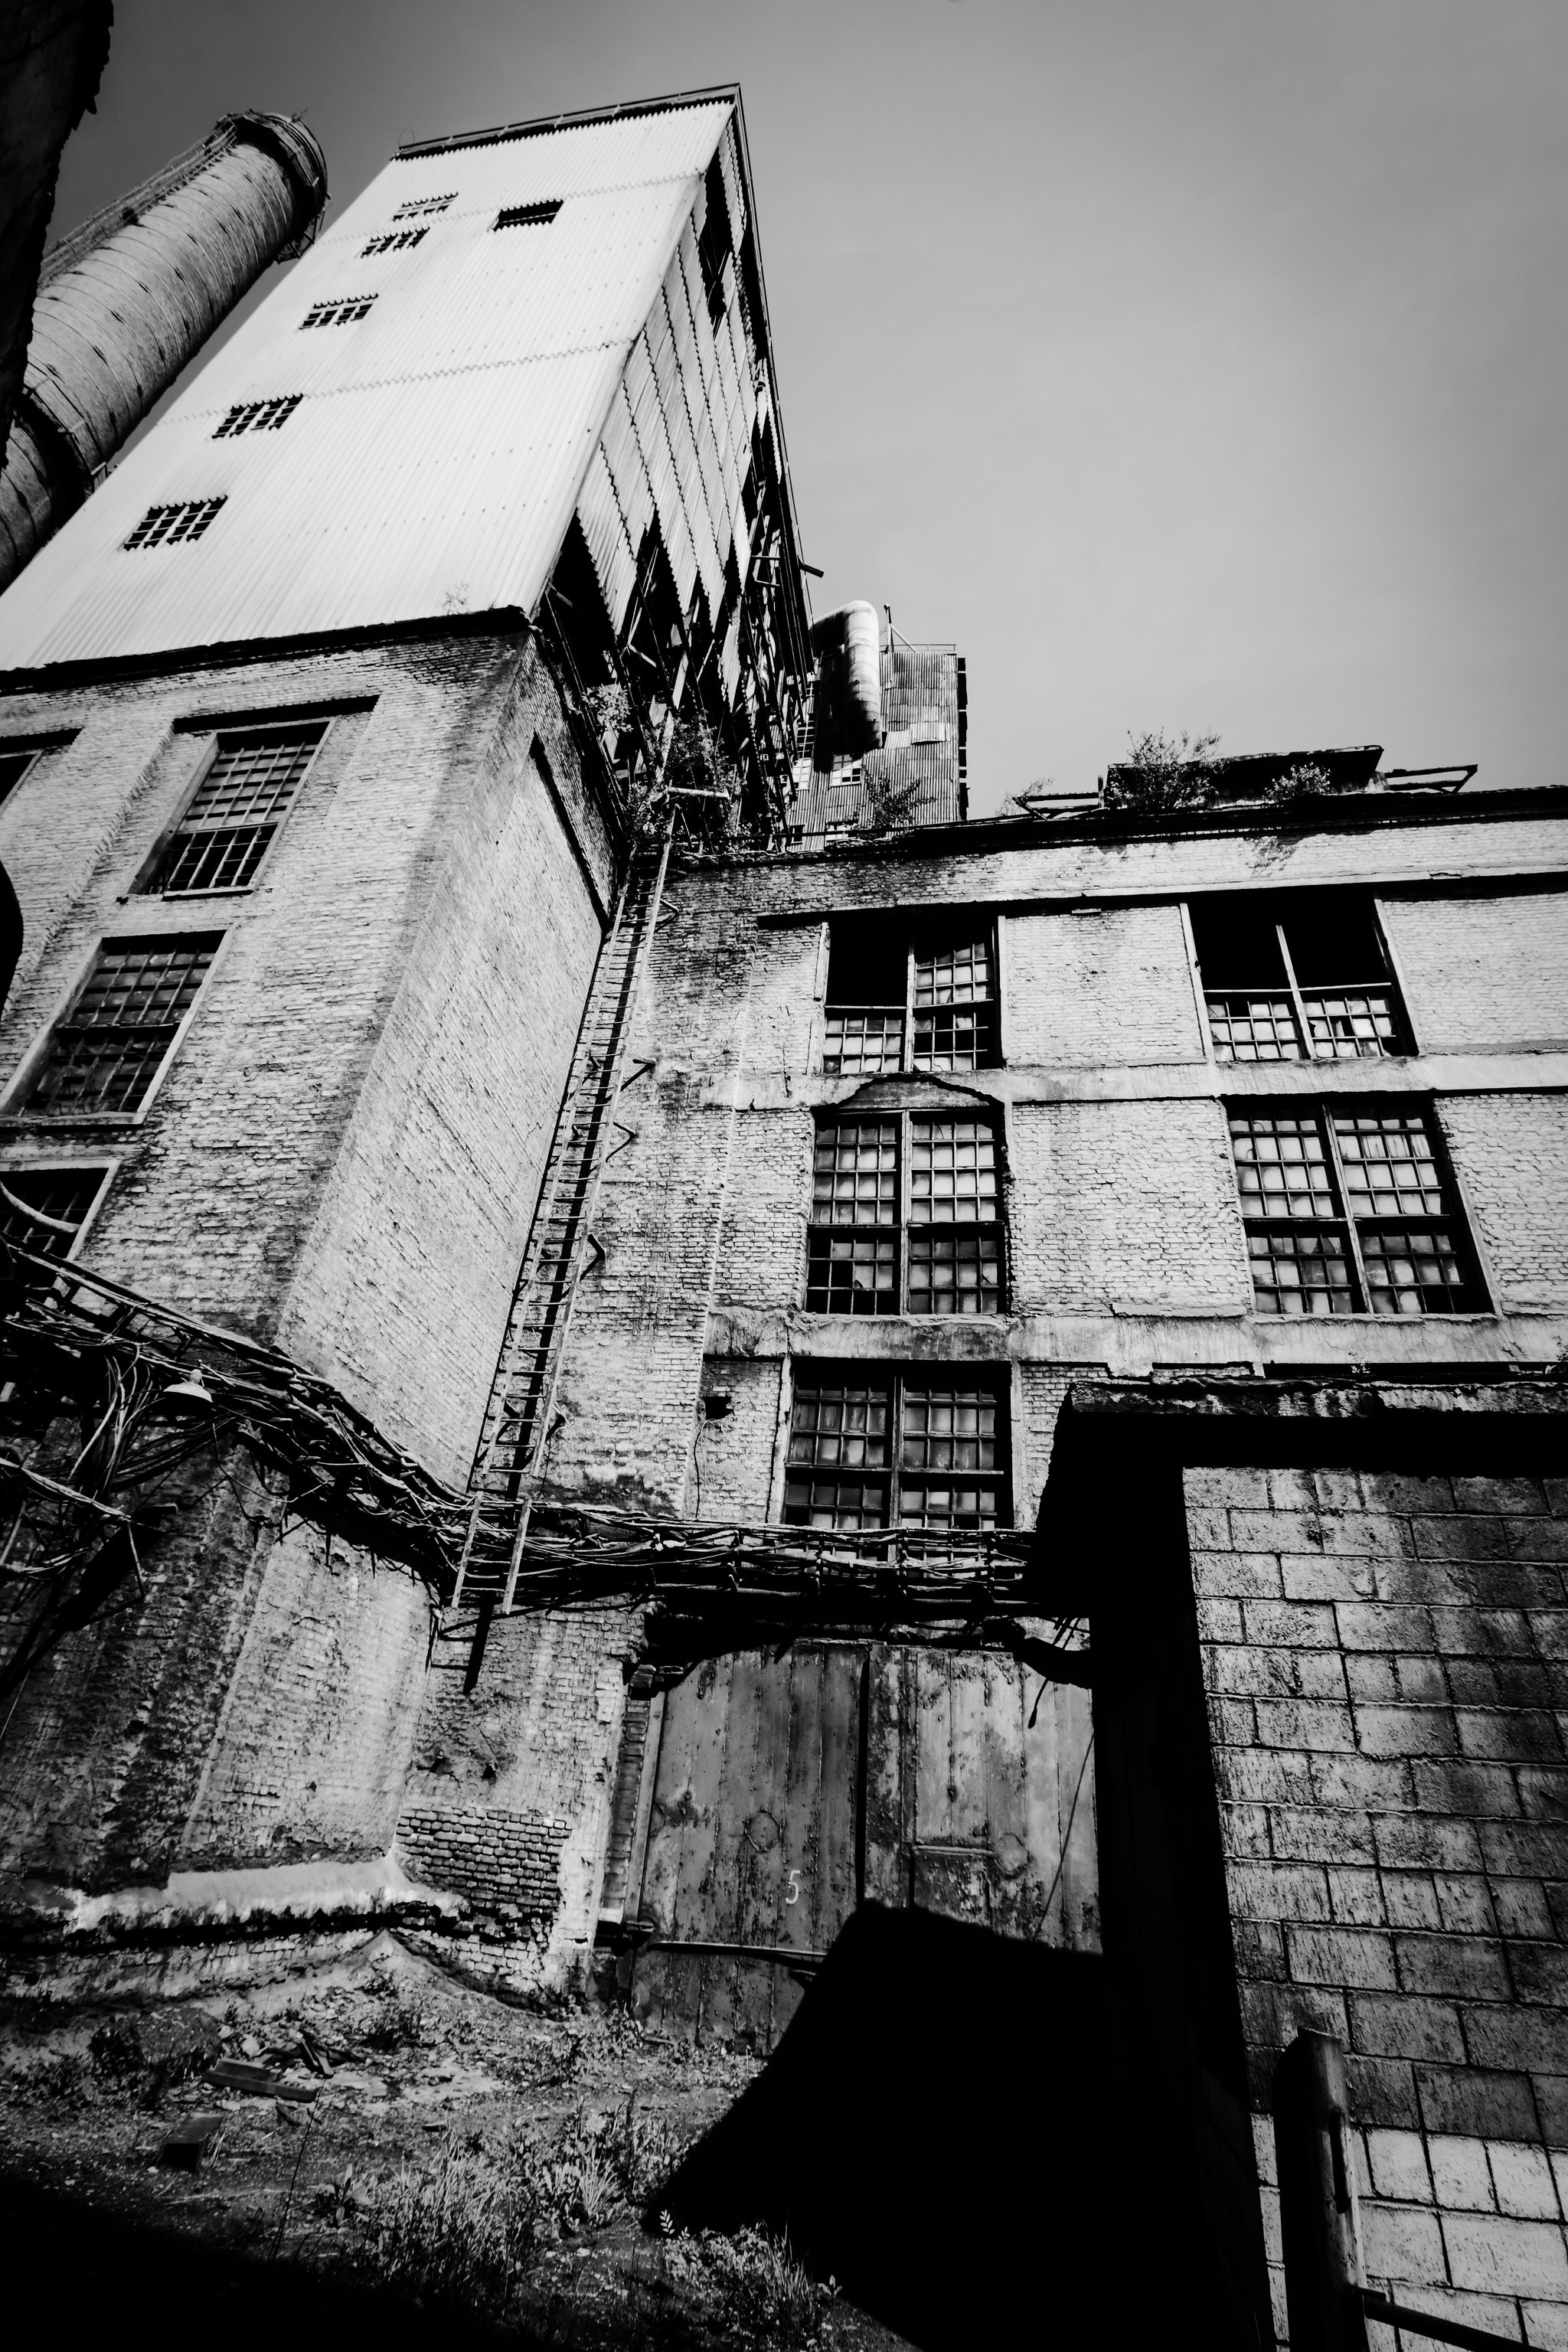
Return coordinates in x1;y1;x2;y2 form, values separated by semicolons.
123;499;226;550
17;939;217;1118
144;720;327;896
0;745;41;807
782;1369;1011;1532
1192;891;1410;1063
805;1113;1004;1315
822;916;999;1075
214;397;302;438
0;1165;109;1263
1229;1102;1484;1317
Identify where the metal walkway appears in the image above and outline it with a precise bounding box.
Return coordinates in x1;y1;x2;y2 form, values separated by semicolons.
452;832;671;1612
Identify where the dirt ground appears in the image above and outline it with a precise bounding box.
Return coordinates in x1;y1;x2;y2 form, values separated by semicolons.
0;1927;911;2350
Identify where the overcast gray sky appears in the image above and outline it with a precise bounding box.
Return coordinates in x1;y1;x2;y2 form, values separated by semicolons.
47;1;1568;813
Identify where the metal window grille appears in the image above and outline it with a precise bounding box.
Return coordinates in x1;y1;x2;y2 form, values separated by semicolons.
1195;893;1409;1063
300;297;377;328
150;721;326;896
0;1166;108;1263
122;498;225;550
494;200;563;230
214;397;302;438
823;923;999;1076
806;1115;1004;1317
392;194;454;220
0;747;39;806
1229;1104;1479;1318
24;940;216;1116
782;1372;1010;1532
361;229;427;255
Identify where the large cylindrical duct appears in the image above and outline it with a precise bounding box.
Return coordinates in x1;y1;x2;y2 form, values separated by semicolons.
808;600;884;773
0;112;328;590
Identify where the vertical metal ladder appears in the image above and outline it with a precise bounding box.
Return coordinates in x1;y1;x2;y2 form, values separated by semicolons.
452;831;671;1612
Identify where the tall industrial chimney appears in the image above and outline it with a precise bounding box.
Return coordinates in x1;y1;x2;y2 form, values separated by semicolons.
0;111;328;590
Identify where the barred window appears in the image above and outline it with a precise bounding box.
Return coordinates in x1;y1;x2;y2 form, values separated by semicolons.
0;1165;109;1263
392;194;454;220
782;1370;1010;1533
361;229;427;255
1193;892;1410;1063
145;721;326;896
19;939;217;1118
822;916;1000;1076
805;1114;1003;1316
1229;1103;1481;1317
214;397;302;438
301;296;377;328
123;498;225;550
494;201;563;230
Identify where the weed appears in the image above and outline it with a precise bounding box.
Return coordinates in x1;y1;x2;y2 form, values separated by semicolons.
1269;760;1333;802
1106;729;1220;814
361;1990;429;2053
659;2216;831;2344
351;2144;534;2318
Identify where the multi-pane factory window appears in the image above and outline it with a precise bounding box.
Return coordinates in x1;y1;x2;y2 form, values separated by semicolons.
0;746;40;806
1229;1103;1481;1317
300;296;377;328
805;1114;1003;1315
20;939;217;1118
1193;892;1410;1063
361;229;427;255
145;721;327;896
494;200;563;230
822;917;1000;1075
0;1165;109;1263
123;499;226;550
392;194;454;220
214;397;302;438
782;1370;1011;1532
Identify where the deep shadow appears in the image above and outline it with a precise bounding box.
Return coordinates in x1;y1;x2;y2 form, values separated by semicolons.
656;1903;1129;2351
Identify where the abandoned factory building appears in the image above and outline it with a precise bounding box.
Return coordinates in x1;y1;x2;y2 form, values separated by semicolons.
2;79;1567;2352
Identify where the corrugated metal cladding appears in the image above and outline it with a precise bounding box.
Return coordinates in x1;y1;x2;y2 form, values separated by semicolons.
571;114;763;655
0;100;734;671
790;642;967;837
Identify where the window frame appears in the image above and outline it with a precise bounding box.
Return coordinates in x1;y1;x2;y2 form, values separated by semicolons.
779;1361;1014;1534
804;1108;1007;1318
0;1158;116;1268
493;200;564;230
821;916;1003;1077
122;498;226;550
213;396;302;439
0;933;225;1129
299;296;377;329
1227;1096;1490;1319
1191;891;1413;1067
135;719;330;901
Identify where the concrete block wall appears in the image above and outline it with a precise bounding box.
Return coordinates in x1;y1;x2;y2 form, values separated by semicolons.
1439;1094;1568;1318
1004;901;1205;1067
1187;1460;1568;2345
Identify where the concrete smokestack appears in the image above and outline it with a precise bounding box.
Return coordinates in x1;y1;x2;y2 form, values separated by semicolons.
0;111;328;590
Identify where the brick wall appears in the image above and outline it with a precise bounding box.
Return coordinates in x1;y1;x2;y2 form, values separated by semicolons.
1384;887;1568;1054
1005;903;1204;1067
1188;1459;1568;2345
1439;1093;1568;1318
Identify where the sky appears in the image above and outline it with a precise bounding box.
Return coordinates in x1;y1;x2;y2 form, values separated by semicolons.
46;0;1568;814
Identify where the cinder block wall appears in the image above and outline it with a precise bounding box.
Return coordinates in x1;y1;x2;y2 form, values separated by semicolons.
1190;1460;1568;2347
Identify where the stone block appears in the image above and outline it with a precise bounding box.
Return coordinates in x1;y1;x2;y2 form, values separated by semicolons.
1347;2051;1421;2128
1395;1933;1511;2000
1269;1805;1375;1864
1255;1698;1357;1753
1350;1993;1466;2063
1459;1712;1565;1766
1419;2068;1540;2145
1493;1881;1557;1942
1355;1705;1460;1760
1331;1868;1390;1926
1367;2125;1434;2203
1429;2132;1501;2211
1465;2011;1568;2077
1443;2212;1568;2299
1287;1923;1399;1990
1240;1599;1341;1649
1377;1816;1485;1873
1361;2201;1449;2281
1491;2141;1562;2222
1383;1873;1445;1932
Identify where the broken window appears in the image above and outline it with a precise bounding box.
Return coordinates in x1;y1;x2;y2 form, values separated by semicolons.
1192;891;1410;1063
145;720;327;896
494;201;563;230
1229;1102;1482;1316
806;1114;1003;1316
822;917;1000;1074
392;194;454;220
123;499;226;550
18;939;217;1118
0;746;41;807
782;1370;1011;1531
214;397;302;437
300;296;377;328
0;1165;109;1263
361;229;427;255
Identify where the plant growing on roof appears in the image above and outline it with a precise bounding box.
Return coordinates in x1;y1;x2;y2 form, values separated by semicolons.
860;766;922;831
1267;760;1334;803
1105;729;1220;814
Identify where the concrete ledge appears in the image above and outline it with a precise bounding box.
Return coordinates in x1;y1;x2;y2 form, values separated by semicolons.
0;1851;466;1952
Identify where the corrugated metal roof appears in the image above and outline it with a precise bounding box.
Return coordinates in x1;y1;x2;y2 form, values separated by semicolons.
0;100;732;672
